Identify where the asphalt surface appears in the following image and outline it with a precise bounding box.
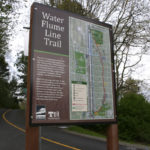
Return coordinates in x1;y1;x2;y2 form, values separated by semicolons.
0;109;149;150
0;109;25;150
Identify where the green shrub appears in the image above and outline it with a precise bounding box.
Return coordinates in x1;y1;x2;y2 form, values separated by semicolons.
118;93;150;144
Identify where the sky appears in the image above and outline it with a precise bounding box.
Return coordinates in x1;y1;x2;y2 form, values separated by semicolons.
7;0;150;99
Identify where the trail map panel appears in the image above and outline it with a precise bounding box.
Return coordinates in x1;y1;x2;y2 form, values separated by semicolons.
29;3;116;125
69;17;114;120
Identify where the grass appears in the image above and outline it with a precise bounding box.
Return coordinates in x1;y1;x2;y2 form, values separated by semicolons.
19;101;26;110
67;126;106;139
67;126;150;148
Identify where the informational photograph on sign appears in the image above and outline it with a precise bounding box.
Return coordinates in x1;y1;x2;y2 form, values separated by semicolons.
36;105;46;120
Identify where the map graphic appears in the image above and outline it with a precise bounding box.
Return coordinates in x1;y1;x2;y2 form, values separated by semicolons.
69;17;115;120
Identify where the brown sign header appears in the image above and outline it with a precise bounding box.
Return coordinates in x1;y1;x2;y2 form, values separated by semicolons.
31;3;69;55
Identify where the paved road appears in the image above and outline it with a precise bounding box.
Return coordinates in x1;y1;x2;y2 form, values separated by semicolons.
0;109;149;150
0;109;25;150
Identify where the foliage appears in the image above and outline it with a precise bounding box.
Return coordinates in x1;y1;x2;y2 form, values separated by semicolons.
96;0;150;98
120;77;141;97
0;54;9;78
77;0;150;98
118;93;150;144
78;93;150;144
9;77;18;99
68;125;106;139
0;77;19;109
15;51;28;98
0;0;12;80
140;81;150;101
79;124;108;136
0;0;15;55
48;0;97;19
0;0;19;109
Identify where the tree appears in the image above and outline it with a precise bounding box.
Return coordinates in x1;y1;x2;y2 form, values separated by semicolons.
121;77;140;96
118;93;150;143
0;0;19;108
15;51;28;98
48;0;98;19
47;0;150;99
0;0;12;80
94;0;150;98
0;78;9;108
9;76;18;99
0;54;9;79
82;0;150;98
140;81;150;101
0;0;16;54
0;71;18;108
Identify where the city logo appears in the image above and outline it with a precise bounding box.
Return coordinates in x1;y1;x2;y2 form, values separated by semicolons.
48;111;60;120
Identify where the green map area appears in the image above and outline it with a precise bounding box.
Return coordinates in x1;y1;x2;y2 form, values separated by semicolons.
75;52;86;74
91;29;103;45
69;17;114;120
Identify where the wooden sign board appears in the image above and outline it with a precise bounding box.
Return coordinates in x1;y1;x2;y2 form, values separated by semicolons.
28;2;117;125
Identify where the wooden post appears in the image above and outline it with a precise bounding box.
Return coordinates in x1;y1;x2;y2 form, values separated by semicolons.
25;4;39;150
25;97;39;150
107;124;119;150
25;60;39;150
25;123;39;150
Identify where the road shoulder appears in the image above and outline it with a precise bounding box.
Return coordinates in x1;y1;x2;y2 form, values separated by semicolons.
64;127;150;150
